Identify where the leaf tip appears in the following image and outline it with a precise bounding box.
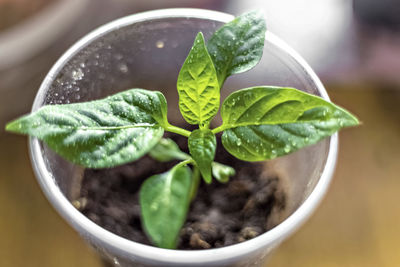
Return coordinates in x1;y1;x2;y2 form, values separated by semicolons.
243;9;266;26
342;110;360;128
5;119;21;133
203;173;212;184
194;31;206;45
246;9;264;18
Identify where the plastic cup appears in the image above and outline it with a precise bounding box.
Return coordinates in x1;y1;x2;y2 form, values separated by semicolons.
30;8;337;267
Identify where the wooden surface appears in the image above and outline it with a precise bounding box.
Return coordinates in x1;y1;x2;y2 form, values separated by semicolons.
1;86;399;267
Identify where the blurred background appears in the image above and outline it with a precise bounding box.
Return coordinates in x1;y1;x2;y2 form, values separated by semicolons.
0;0;399;266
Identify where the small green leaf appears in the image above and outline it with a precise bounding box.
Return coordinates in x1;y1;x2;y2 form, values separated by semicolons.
207;10;266;86
212;162;235;183
219;86;359;161
149;139;234;184
6;89;168;168
177;32;220;127
140;164;192;249
188;129;216;183
148;138;190;162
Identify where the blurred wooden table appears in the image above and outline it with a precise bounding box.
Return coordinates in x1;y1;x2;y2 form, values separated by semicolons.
1;85;399;267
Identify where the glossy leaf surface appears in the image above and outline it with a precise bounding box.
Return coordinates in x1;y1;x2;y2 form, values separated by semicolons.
177;32;220;126
220;86;359;161
6;89;167;168
188;129;216;183
140;165;192;249
207;10;266;86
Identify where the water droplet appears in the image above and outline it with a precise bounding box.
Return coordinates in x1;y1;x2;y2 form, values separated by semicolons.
80;62;86;68
284;145;290;153
113;257;120;266
236;139;242;146
71;68;84;80
118;63;128;73
156;40;164;48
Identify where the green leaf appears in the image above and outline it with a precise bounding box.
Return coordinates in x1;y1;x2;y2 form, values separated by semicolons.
177;32;220;127
212;162;235;183
140;164;192;249
207;10;266;86
148;138;190;162
188;129;216;183
219;86;359;161
6;89;168;168
149;139;234;184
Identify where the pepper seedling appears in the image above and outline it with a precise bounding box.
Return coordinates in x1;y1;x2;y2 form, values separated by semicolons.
5;11;359;249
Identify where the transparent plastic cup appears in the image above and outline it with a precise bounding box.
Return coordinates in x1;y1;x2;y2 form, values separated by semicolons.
30;8;337;267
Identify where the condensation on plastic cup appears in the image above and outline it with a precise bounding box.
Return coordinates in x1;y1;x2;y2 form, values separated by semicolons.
29;8;338;267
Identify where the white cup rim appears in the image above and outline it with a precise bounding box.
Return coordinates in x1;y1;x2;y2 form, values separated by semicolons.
29;8;338;265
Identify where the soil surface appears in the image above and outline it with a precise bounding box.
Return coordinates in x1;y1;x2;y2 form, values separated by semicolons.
78;133;287;249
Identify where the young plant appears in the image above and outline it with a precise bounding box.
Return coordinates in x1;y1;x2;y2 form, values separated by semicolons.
5;11;358;249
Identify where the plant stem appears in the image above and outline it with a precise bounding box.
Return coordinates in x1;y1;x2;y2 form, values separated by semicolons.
173;158;194;170
211;125;226;134
164;123;191;137
189;167;201;201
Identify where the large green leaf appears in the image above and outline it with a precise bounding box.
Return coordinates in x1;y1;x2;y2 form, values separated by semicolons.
219;86;359;161
6;89;168;168
207;10;266;86
177;32;220;127
149;138;190;162
188;129;216;183
140;165;192;249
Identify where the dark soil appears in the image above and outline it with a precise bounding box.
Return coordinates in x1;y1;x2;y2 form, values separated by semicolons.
77;133;287;249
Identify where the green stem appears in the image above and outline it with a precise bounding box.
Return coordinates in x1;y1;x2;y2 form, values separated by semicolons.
164;123;191;137
172;158;199;202
172;158;194;170
189;166;201;201
211;125;226;134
